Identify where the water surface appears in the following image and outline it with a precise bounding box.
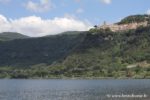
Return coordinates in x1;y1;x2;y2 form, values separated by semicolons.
0;79;149;100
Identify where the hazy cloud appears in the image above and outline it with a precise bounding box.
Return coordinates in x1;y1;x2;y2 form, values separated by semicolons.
76;8;84;14
101;0;111;4
0;14;92;37
147;9;150;15
25;0;53;12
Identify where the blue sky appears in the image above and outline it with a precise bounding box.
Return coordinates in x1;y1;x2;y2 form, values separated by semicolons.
0;0;150;36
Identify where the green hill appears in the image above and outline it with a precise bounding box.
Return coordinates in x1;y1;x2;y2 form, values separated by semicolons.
0;15;150;79
61;26;150;78
0;31;86;67
0;32;29;41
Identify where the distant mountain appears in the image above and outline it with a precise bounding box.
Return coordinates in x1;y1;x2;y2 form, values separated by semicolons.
0;31;86;66
0;32;30;41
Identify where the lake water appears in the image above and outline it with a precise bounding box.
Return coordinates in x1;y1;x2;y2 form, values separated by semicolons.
0;79;150;100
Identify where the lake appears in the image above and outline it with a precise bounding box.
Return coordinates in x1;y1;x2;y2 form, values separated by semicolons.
0;79;150;100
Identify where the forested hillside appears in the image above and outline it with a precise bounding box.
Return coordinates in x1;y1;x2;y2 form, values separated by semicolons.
0;15;150;79
0;32;86;66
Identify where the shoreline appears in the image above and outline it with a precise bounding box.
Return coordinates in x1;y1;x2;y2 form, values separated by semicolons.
0;77;149;80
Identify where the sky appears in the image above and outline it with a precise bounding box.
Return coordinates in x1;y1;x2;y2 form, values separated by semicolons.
0;0;150;37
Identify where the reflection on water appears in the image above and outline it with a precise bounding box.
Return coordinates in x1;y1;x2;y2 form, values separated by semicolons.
0;79;150;100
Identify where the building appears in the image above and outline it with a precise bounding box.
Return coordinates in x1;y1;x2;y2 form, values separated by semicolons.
99;21;148;32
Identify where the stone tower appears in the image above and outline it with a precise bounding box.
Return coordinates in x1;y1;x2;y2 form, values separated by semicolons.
103;21;107;26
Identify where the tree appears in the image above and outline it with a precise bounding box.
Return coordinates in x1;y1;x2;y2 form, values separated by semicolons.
94;25;98;28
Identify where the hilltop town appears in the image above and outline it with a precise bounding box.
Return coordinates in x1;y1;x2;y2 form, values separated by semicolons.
98;21;148;32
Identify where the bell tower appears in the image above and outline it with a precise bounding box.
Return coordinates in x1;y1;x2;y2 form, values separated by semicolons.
103;21;107;26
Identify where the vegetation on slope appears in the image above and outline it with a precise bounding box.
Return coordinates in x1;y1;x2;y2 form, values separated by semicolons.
61;26;150;78
0;15;150;79
117;14;150;25
0;32;86;67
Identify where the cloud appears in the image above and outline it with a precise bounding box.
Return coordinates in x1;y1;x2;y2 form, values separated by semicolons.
0;14;92;37
101;0;111;4
25;0;53;12
0;15;11;32
147;9;150;15
76;8;84;14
